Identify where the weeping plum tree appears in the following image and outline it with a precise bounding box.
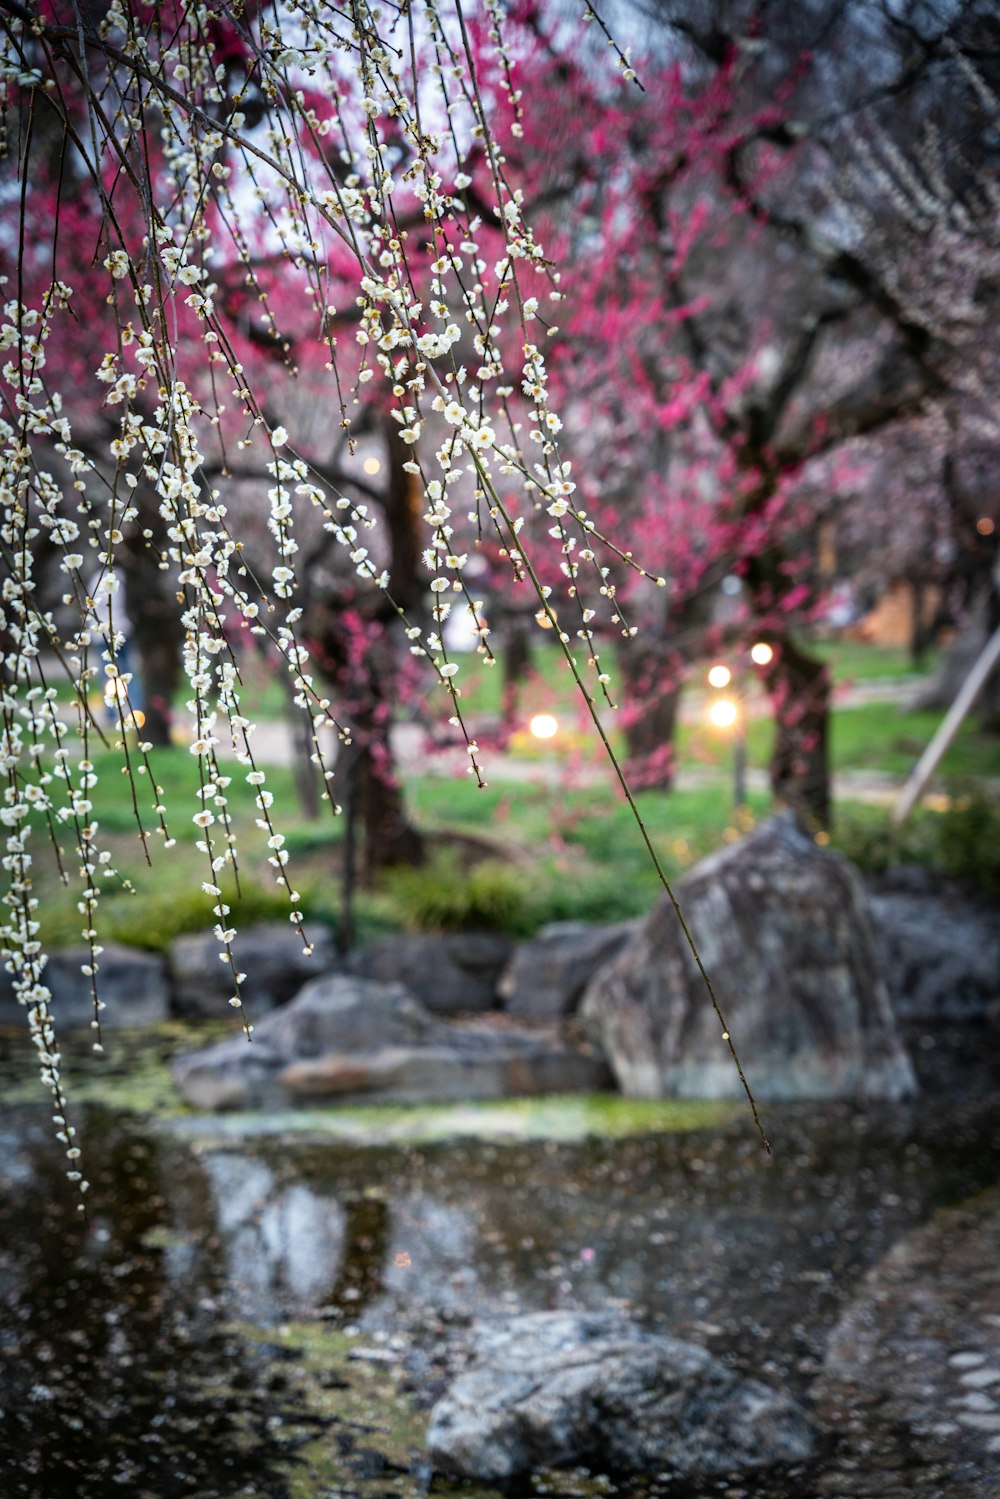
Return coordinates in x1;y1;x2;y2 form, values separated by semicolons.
0;0;772;1202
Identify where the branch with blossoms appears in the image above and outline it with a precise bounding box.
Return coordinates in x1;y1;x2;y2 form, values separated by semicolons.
0;0;771;1210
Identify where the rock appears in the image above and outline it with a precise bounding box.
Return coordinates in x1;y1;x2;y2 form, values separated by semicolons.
866;882;1000;1023
171;972;610;1110
581;814;917;1101
348;932;512;1014
168;921;336;1017
280;1039;608;1104
497;920;639;1019
0;943;169;1030
427;1311;816;1483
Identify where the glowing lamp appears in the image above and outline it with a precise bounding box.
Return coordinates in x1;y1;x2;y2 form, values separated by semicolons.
707;664;731;689
529;713;559;740
708;699;738;729
750;641;774;666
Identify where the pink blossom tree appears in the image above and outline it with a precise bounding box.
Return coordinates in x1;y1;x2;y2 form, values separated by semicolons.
485;0;1000;825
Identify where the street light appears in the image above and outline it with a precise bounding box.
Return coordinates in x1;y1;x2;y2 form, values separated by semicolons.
528;712;559;740
706;640;775;810
706;667;746;810
708;697;738;729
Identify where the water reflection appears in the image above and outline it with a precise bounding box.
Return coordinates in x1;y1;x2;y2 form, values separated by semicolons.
1;1031;999;1498
201;1153;348;1306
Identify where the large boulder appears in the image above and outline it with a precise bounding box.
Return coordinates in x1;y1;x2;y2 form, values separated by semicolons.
0;943;169;1030
168;921;336;1018
348;932;512;1015
427;1311;816;1483
497;920;639;1019
171;972;610;1110
866;876;1000;1023
580;815;917;1101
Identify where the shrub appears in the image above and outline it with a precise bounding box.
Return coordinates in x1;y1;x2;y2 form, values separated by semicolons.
100;875;324;953
833;780;1000;897
380;852;532;935
932;782;1000;898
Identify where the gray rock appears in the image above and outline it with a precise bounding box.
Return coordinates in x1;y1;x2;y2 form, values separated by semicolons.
866;887;1000;1022
171;972;610;1110
581;814;917;1101
348;932;512;1014
498;920;639;1019
0;943;169;1030
427;1311;815;1483
168;921;336;1017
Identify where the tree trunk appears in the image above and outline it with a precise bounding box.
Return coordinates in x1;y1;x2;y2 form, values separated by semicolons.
123;492;184;747
500;610;534;728
351;705;425;882
761;633;832;830
913;589;1000;724
307;603;425;884
617;642;685;789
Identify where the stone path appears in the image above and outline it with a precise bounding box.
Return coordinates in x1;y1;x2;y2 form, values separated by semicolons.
813;1185;1000;1496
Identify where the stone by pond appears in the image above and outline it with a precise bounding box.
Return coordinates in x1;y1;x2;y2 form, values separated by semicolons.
170;973;611;1110
427;1311;816;1482
581;816;917;1102
1;1015;999;1498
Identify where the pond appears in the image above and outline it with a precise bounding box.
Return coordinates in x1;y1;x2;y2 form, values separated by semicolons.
1;1023;998;1498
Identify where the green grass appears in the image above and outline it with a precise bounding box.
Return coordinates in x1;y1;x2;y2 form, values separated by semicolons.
676;698;996;783
810;637;935;682
17;632;999;954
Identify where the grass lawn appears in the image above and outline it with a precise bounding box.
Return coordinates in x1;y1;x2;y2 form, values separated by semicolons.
723;700;998;781
810;637;933;682
19;632;997;954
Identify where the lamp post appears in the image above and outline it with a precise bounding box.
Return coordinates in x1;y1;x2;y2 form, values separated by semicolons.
706;662;744;809
528;712;560;798
705;643;772;812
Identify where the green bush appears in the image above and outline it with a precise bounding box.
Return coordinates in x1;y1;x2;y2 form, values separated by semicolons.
833;780;1000;896
380;851;532;935
100;874;323;953
932;783;1000;897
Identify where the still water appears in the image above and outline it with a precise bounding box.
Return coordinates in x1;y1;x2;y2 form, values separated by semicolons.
1;1025;998;1498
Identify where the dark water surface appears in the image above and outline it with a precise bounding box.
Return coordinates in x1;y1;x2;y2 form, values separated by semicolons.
1;1023;998;1498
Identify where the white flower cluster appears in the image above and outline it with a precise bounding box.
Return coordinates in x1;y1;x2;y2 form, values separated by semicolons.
0;0;674;1189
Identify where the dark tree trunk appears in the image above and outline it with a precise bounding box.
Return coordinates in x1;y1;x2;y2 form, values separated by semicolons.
501;610;534;728
913;588;1000;725
123;491;184;747
909;575;930;670
617;643;686;789
761;633;832;830
308;426;427;881
350;706;425;882
308;607;426;882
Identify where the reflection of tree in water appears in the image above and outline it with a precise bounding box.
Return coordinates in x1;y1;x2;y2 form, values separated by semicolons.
199;1152;391;1321
324;1194;391;1319
0;1108;291;1498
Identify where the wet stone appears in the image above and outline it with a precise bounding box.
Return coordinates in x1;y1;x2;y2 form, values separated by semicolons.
958;1393;997;1412
956;1413;1000;1432
427;1311;816;1483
